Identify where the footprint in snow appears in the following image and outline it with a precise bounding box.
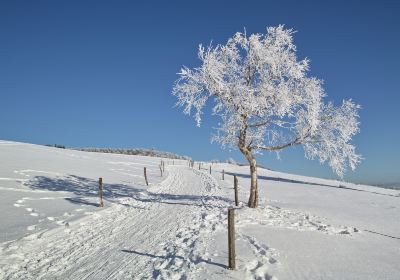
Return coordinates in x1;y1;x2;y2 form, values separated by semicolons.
27;225;36;231
241;234;278;280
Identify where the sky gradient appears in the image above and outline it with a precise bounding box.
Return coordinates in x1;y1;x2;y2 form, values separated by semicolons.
1;0;399;185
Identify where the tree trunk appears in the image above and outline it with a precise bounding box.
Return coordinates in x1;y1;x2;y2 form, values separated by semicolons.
247;156;258;208
238;143;258;208
238;116;259;208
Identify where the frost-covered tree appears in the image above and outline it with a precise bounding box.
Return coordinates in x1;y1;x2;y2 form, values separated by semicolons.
172;26;362;208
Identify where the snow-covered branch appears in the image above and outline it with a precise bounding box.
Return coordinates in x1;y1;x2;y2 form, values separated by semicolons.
173;25;362;178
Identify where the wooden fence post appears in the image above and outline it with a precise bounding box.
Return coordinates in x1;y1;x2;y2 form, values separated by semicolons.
159;164;163;177
144;167;149;186
209;165;211;174
98;177;104;207
199;163;201;170
228;208;236;270
222;169;225;180
234;175;239;206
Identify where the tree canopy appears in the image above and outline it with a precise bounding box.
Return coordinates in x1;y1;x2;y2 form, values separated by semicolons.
173;25;361;180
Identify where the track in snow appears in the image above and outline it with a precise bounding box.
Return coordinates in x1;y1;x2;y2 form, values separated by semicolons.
0;166;230;280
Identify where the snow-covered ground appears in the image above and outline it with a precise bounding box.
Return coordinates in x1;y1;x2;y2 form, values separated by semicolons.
0;140;399;279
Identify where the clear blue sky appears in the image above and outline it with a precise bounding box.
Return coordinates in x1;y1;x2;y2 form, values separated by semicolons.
1;0;399;185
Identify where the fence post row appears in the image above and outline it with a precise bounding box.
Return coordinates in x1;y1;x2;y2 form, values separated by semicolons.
144;167;149;186
98;177;104;207
228;208;236;270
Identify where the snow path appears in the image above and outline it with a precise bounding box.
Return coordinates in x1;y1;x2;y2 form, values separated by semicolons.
2;141;399;279
0;166;230;280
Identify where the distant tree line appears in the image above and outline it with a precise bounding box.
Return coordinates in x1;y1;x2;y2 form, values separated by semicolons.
45;144;66;149
73;147;191;160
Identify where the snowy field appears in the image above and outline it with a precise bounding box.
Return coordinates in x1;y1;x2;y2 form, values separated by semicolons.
0;140;399;279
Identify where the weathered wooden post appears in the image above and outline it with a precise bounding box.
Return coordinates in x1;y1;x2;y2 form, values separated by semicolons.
98;177;104;207
144;167;149;186
234;175;239;206
228;208;236;270
222;169;225;180
209;165;211;174
159;164;163;177
162;160;165;173
199;163;201;170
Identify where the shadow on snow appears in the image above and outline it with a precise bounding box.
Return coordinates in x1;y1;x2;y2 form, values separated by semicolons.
121;249;227;269
24;174;233;208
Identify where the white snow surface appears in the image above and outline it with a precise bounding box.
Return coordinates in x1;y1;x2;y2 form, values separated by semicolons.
0;140;399;279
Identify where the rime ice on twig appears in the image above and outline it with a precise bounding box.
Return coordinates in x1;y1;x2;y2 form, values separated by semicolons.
173;25;361;179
